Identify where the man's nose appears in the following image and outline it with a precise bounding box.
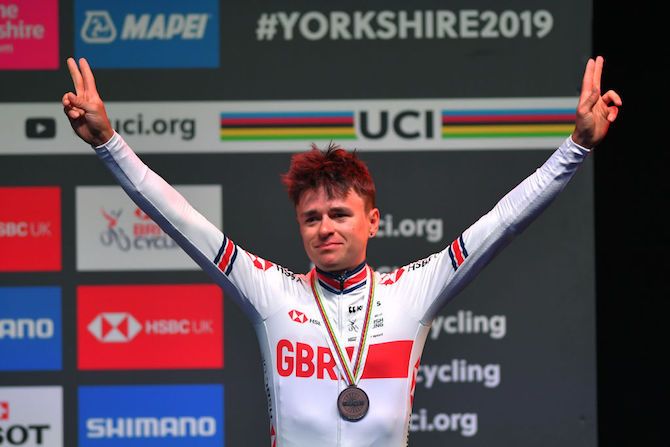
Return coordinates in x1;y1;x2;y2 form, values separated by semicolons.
318;216;334;236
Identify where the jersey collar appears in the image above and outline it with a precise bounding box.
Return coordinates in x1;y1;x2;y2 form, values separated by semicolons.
315;261;368;294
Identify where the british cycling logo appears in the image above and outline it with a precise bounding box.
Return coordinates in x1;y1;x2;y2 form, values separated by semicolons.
87;312;142;343
99;206;178;252
80;11;116;43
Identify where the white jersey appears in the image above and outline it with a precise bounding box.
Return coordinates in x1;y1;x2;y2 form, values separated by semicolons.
95;133;589;446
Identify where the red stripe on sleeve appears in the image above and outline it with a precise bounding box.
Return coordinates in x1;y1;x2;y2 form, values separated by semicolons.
217;240;235;271
451;239;465;266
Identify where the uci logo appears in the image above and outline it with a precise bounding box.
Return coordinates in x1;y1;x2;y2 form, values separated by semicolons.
358;110;434;140
81;11;117;43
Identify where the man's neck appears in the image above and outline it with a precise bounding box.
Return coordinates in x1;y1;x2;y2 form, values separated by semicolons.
315;261;367;294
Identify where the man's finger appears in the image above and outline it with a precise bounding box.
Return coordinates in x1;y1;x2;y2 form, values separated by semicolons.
78;58;99;97
579;58;595;103
602;89;623;107
593;56;603;93
579;88;600;115
66;57;85;95
65;107;82;120
607;106;619;123
65;92;89;117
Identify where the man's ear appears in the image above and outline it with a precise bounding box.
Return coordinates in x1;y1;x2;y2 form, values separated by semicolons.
368;207;380;237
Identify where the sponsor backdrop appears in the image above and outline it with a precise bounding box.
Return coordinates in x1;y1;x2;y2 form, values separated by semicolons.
0;1;594;446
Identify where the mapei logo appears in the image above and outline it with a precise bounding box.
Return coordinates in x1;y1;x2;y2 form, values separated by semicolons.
288;310;307;324
80;11;116;43
87;312;141;342
74;0;220;68
80;10;209;43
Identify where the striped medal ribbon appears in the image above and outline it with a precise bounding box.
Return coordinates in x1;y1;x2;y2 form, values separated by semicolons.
311;266;375;421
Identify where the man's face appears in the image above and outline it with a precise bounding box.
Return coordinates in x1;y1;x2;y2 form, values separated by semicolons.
296;187;379;273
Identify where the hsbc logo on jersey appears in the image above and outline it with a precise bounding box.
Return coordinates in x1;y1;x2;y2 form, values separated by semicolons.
87;313;142;342
0;402;7;420
246;252;274;271
288;310;307;324
77;285;223;370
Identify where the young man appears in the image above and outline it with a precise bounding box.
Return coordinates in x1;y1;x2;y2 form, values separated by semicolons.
63;56;620;446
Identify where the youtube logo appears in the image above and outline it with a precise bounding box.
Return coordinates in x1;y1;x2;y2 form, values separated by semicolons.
25;117;56;139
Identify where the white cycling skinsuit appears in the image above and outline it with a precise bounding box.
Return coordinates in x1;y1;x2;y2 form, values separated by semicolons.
94;133;589;447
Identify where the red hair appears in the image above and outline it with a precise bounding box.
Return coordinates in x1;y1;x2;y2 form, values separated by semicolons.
281;143;376;209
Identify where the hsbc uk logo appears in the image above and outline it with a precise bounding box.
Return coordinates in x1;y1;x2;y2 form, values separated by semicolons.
87;312;213;343
87;313;141;342
77;284;223;370
0;402;7;420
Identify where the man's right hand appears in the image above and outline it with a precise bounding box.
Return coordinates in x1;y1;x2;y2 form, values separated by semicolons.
62;57;114;147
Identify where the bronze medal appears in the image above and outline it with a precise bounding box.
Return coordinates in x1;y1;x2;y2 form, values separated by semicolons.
337;385;369;421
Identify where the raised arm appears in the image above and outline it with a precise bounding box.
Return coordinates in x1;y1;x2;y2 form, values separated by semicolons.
62;58;294;322
395;56;622;323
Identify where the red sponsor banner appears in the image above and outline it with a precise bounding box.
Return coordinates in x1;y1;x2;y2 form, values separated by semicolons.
77;284;223;370
0;0;59;70
0;186;61;271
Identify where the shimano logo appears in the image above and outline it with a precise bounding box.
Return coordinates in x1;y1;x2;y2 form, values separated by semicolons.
81;10;209;44
86;416;217;439
0;318;54;340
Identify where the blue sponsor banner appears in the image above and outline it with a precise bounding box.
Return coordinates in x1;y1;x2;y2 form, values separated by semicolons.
0;286;62;371
79;384;224;447
74;0;219;68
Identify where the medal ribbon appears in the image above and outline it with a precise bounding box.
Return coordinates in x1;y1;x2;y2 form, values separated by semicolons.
311;266;375;386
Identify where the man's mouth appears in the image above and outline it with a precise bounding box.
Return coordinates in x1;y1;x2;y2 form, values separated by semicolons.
317;242;341;250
